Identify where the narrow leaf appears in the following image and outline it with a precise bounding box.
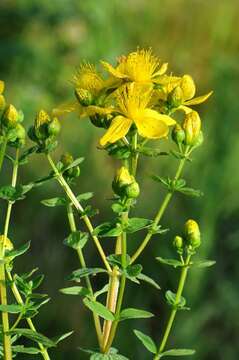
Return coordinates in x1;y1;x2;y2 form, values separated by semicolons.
120;308;154;321
134;329;157;354
83;298;115;321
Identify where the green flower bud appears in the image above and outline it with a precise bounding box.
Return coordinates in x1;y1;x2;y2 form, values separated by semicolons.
61;152;74;166
48;117;61;136
173;235;184;251
183;111;201;145
168;86;183;107
184;219;201;249
61;153;80;180
193;130;204;148
112;166;137;198
13;123;26;147
125;181;140;199
2;104;18;129
75;88;93;106
172;124;185;145
0;80;5;94
90;114;109;129
34;110;51;140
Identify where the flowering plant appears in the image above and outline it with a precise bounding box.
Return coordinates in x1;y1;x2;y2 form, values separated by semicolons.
0;49;215;359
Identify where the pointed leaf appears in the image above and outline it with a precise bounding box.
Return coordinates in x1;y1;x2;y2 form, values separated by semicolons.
120;308;154;321
134;329;157;354
83;298;115;321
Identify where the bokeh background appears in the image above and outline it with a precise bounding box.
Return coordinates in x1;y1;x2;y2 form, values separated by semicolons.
0;0;239;359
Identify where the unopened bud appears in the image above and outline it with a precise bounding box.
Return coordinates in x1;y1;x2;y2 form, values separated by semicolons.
61;152;74;166
48;117;61;136
35;110;51;140
184;219;201;249
173;235;184;251
168;86;183;107
75;88;93;106
0;81;5;94
172;124;185;145
14;124;26;147
180;75;196;100
0;95;6;111
125;181;140;199
183;111;201;145
2;104;18;129
193;130;204;148
61;153;81;180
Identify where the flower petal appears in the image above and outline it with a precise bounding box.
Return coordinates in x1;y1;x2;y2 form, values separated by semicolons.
184;91;213;106
52;101;79;117
86;105;114;117
143;109;176;126
101;61;127;79
153;62;168;77
134;114;169;139
100;116;132;146
177;105;192;114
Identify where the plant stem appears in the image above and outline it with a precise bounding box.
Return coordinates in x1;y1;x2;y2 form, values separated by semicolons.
131;131;138;176
154;255;191;359
66;203;103;347
0;149;50;360
47;154;111;273
0;137;7;173
103;211;128;353
130;156;187;264
0;149;19;360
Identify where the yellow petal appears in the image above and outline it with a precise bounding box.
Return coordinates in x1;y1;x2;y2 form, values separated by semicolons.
143;109;176;126
52;101;79;117
0;80;5;94
100;116;132;146
153;62;168;77
184;91;213;106
177;105;192;114
134;114;169;139
101;61;127;79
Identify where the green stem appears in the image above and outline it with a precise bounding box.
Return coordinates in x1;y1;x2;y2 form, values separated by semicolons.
0;149;50;360
47;154;111;273
103;211;128;353
130;156;187;264
66;203;103;347
154;255;191;359
0;137;7;173
131;131;138;177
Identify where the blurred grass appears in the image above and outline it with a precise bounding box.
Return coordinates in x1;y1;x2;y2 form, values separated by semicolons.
0;0;239;359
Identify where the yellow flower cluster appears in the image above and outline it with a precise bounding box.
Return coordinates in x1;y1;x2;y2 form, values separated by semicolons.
59;49;212;146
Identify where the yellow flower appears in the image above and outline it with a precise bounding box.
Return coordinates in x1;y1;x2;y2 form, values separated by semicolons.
101;48;168;84
0;80;6;111
73;63;105;95
100;83;175;146
183;110;201;145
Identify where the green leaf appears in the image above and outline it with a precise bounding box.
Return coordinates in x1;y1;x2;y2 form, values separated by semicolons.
165;291;186;309
52;331;73;344
8;329;55;348
156;257;183;268
64;231;89;250
126;218;152;233
41;197;66;207
0;185;17;201
93;222;122;237
94;284;109;299
119;308;154;321
133;329;157;354
178;187;203;197
111;203;125;214
138;146;168;157
151;175;170;188
63;157;84;171
5;242;31;260
192;260;216;268
68;267;107;281
107;144;131;160
60;286;90;296
83;298;115;321
107;254;131;268
137;273;161;290
125;264;142;278
12;345;41;354
0;304;23;313
18;146;38;164
160;349;195;357
77;192;94;201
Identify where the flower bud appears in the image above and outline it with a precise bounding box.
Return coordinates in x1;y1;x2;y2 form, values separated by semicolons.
48;117;61;136
125;181;140;199
184;219;201;249
0;235;13;251
173;235;184;251
168;86;183;107
180;75;196;100
193;130;204;148
183;111;201;145
2;104;18;129
172;124;185;145
61;153;81;180
35;110;51;140
61;152;74;167
75;88;93;106
12;123;26;147
112;166;137;198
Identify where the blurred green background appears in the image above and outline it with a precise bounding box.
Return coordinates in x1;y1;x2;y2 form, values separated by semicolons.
0;0;239;359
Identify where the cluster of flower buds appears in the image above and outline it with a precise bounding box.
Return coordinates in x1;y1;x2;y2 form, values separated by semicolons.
28;110;61;152
60;152;81;182
112;166;140;199
0;81;26;148
172;110;203;148
173;219;201;254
